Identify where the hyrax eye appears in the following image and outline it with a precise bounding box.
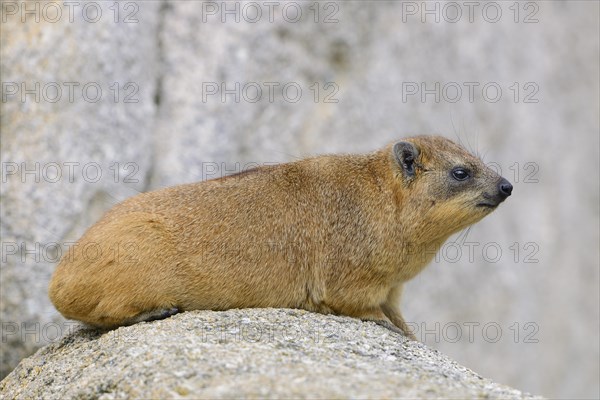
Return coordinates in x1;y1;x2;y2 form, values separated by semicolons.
451;168;470;181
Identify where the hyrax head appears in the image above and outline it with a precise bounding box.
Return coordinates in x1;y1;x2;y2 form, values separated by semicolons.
391;135;512;240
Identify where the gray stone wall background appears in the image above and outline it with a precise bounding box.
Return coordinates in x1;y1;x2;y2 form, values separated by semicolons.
1;1;598;398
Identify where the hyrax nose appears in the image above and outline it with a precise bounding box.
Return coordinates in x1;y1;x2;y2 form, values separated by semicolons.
498;178;513;199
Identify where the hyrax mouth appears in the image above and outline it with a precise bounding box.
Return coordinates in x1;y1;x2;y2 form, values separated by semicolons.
476;202;499;209
478;178;513;208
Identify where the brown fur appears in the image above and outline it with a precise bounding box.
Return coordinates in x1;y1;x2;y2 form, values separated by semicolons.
49;136;511;338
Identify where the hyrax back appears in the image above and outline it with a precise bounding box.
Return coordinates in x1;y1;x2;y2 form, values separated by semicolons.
49;136;512;336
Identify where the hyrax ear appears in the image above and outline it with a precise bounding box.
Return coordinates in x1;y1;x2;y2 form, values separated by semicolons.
393;141;419;178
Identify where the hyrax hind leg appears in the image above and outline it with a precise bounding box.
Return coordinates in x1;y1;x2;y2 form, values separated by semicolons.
49;211;183;328
126;307;180;325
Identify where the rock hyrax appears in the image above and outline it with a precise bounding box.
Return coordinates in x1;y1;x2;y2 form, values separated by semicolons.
49;136;513;338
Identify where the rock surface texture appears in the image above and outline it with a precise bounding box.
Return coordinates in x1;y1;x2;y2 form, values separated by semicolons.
0;309;540;399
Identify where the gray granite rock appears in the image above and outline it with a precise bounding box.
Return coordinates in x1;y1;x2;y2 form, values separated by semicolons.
0;309;540;399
